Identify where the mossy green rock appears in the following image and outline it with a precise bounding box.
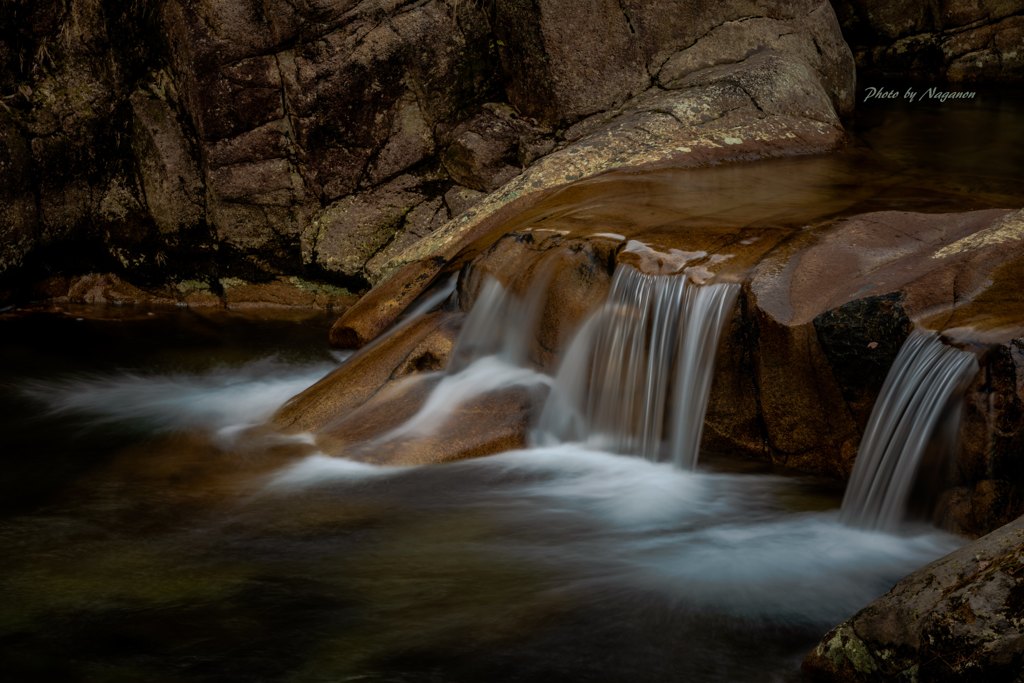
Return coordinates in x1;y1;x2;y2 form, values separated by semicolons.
804;514;1024;681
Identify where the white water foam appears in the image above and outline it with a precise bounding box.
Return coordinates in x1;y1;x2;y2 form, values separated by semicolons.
21;357;337;434
264;444;961;625
377;356;553;441
267;452;393;487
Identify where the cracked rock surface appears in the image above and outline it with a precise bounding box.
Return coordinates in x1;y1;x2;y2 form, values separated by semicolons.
831;0;1024;81
0;0;853;300
804;512;1024;682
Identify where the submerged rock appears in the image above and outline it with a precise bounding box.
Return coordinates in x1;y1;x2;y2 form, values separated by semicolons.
803;513;1024;681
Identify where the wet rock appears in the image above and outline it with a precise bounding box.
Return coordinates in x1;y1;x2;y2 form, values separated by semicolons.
746;208;1024;529
813;294;913;426
702;290;770;459
275;311;463;433
459;230;618;370
804;513;1024;682
316;380;540;467
328;257;449;349
752;308;861;477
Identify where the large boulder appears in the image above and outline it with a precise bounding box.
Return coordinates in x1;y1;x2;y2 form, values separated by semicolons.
272;199;1024;528
803;513;1024;681
1;0;855;306
740;208;1024;532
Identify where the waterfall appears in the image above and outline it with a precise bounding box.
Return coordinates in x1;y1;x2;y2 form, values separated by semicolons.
536;264;739;468
840;330;978;531
447;278;545;372
375;277;552;441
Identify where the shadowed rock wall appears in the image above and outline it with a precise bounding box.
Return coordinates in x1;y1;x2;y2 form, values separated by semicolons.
0;0;854;303
831;0;1024;81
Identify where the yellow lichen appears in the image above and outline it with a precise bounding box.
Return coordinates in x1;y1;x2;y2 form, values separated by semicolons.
219;277;246;289
823;626;879;674
933;210;1024;259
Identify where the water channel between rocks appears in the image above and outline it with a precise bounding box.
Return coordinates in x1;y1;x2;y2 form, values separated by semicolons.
0;95;1020;682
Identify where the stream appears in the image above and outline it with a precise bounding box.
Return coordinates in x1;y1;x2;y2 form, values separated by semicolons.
0;92;1020;682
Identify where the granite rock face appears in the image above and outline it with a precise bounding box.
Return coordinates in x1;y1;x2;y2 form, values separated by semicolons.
831;0;1024;81
804;513;1024;682
0;0;853;302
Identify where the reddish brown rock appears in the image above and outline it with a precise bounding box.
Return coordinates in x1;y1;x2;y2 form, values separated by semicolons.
328;257;449;349
456;230;619;370
315;380;540;467
746;208;1024;529
277;311;462;433
751;307;861;477
221;277;357;311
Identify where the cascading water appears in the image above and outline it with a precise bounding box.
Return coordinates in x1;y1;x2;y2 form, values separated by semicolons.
536;264;739;469
840;329;979;531
447;277;545;372
375;277;553;441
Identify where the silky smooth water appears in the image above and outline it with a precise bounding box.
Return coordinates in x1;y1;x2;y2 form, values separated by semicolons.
2;96;1021;681
0;313;962;683
841;330;979;530
537;265;739;468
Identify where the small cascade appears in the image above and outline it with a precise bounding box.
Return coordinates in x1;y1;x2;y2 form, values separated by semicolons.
537;264;739;468
377;276;552;440
840;329;979;531
448;278;546;372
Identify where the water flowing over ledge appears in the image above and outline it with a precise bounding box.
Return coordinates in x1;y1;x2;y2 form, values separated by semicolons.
841;330;979;531
536;265;740;469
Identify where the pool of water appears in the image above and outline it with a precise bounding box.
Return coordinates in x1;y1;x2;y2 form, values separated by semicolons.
0;311;961;682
